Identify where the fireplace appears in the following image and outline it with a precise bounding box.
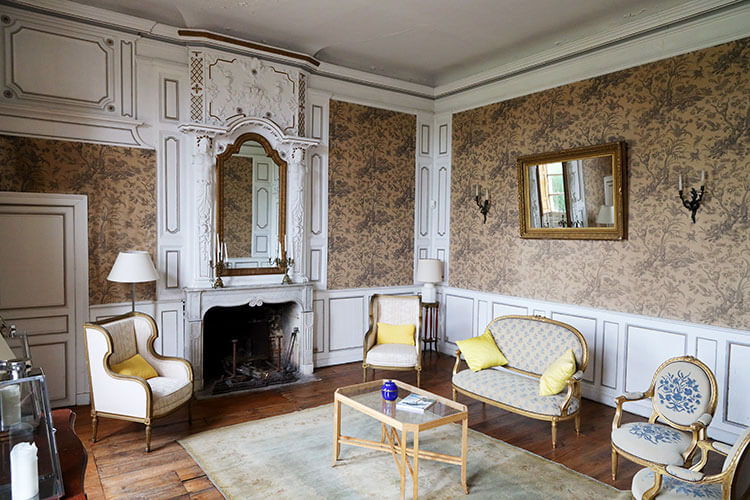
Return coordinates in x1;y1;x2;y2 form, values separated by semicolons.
183;283;314;391
203;302;299;394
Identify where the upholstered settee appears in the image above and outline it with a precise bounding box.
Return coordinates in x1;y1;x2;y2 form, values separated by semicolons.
452;315;589;448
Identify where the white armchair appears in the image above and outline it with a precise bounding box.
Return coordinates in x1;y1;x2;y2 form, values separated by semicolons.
362;295;422;387
83;312;193;452
631;426;750;499
611;355;718;480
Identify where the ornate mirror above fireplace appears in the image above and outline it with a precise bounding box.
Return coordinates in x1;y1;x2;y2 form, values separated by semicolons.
216;132;287;276
517;141;627;240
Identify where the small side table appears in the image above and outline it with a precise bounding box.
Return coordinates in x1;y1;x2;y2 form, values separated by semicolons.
421;302;439;356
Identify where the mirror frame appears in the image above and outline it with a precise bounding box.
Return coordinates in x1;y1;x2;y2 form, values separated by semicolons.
517;141;627;240
216;132;287;276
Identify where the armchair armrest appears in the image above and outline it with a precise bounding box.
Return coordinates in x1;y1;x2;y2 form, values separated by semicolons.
571;370;584;381
613;390;651;430
665;465;705;482
712;441;732;455
148;356;193;382
692;412;712;429
363;327;377;353
453;350;464;375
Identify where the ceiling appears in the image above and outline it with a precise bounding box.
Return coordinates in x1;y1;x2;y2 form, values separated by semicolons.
68;0;727;86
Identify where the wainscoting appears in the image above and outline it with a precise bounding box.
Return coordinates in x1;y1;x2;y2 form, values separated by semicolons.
441;286;749;443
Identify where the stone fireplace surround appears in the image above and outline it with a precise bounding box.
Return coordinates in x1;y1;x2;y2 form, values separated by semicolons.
184;284;313;391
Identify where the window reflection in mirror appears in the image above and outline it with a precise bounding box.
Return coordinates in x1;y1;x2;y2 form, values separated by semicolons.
527;156;614;229
221;139;281;269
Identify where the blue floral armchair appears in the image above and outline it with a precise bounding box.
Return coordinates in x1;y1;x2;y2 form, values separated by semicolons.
611;356;718;481
631;425;750;499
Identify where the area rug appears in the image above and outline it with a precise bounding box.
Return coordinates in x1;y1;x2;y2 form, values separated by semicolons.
179;404;630;499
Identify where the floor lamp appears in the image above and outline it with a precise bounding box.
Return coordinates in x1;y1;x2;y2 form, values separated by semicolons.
107;251;159;312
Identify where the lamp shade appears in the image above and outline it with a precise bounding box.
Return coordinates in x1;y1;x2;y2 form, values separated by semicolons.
416;259;443;284
107;251;159;283
596;205;615;225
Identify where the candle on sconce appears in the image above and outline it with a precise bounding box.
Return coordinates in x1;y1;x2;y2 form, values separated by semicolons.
678;174;683;191
10;442;38;500
475;185;479;197
485;188;489;201
221;242;228;262
701;170;705;186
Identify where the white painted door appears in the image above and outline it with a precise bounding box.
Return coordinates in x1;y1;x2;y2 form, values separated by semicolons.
0;192;88;407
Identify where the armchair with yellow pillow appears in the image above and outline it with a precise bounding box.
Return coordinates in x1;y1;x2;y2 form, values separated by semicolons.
83;312;193;452
362;294;422;386
452;315;588;448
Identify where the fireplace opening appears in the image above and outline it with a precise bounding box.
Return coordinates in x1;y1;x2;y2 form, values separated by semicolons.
202;302;299;395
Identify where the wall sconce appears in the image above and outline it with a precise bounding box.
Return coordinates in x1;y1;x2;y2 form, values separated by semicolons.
678;170;705;223
474;185;490;223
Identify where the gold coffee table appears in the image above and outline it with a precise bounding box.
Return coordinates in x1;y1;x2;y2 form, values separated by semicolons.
333;379;469;499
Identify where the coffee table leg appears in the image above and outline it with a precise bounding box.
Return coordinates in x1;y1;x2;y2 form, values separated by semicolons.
332;399;341;466
400;429;407;500
413;431;420;500
461;416;468;494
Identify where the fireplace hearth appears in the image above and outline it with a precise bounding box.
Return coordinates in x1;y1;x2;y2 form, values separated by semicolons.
202;302;299;395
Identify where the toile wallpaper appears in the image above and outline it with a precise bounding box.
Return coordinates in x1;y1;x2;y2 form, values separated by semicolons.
0;136;156;305
451;38;749;330
222;155;253;258
328;100;416;289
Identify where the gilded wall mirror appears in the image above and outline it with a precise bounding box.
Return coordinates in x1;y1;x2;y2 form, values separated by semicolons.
216;132;287;275
517;141;627;240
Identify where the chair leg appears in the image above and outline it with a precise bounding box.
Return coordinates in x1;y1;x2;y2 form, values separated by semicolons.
145;422;152;453
362;365;367;383
551;419;558;448
452;388;456;401
416;369;421;388
187;399;192;425
91;413;98;443
611;447;618;480
575;413;581;435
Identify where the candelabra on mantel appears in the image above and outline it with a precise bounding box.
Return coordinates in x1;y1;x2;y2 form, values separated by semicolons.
473;184;491;223
678;170;706;223
269;255;294;284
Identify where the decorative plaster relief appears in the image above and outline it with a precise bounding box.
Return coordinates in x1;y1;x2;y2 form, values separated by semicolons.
201;51;298;134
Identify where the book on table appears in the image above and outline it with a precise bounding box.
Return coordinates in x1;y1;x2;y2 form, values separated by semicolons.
396;394;436;413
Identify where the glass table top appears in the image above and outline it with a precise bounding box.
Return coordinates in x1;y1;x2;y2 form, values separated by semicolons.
336;379;465;426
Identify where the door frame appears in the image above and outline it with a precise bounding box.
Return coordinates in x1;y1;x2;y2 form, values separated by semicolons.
0;191;89;405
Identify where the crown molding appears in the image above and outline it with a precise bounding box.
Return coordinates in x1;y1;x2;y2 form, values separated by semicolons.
436;0;750;113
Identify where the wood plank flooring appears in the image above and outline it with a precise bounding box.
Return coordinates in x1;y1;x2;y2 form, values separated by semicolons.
67;353;699;499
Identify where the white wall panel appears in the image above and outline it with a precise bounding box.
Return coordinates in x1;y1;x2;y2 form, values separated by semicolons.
309;249;322;282
601;321;619;389
162;78;179;121
696;337;718;376
120;40;134;117
492;302;528;319
165;249;179;289
625;325;686;392
726;342;750;426
329;296;365;351
445;294;473;343
420;124;430;155
159;309;179;356
163;135;180;234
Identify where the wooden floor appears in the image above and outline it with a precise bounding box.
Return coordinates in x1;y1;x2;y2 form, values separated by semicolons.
70;353;672;499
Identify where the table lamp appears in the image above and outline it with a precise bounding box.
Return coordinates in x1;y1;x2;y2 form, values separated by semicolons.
107;250;159;312
596;205;615;226
416;259;443;304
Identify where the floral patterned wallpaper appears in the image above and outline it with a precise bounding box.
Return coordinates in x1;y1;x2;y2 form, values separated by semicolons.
328;100;416;289
0;136;156;305
451;39;749;330
222;155;253;258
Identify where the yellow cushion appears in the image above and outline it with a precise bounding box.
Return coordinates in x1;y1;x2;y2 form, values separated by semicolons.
456;330;508;372
539;349;577;396
376;323;416;345
111;353;158;380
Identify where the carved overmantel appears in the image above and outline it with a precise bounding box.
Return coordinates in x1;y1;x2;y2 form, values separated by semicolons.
184;283;314;390
179;118;318;287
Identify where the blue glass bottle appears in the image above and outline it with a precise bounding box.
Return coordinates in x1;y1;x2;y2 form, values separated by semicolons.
381;380;398;401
